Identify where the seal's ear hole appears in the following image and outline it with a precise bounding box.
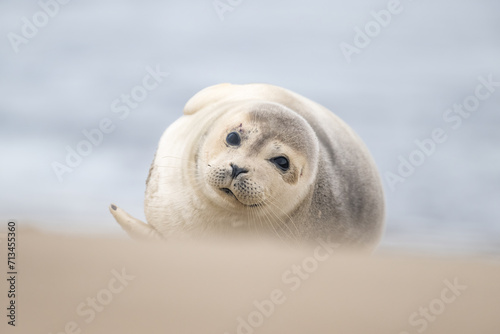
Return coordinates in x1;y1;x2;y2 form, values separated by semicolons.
270;156;290;171
226;132;241;146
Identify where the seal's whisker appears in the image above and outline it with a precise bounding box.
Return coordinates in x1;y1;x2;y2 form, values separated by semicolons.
255;194;273;236
265;194;301;240
266;203;297;241
254;194;288;243
260;200;290;243
248;200;262;237
255;206;265;236
264;201;297;242
199;209;217;236
253;198;277;240
246;200;257;236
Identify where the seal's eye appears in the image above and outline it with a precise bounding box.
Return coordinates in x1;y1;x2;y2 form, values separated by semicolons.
226;132;241;146
271;156;289;171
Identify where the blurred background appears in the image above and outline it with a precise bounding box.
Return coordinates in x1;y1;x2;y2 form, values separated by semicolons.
1;0;498;255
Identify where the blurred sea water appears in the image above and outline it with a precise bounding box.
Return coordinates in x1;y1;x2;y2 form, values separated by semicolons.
0;0;499;255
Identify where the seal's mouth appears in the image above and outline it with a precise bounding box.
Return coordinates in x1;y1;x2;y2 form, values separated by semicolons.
221;188;234;197
219;188;262;207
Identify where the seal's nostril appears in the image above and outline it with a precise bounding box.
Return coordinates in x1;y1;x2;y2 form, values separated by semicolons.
231;164;248;178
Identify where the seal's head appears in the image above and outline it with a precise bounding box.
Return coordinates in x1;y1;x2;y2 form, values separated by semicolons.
197;102;319;215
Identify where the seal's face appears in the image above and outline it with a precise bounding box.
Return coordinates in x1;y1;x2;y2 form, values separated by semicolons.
198;103;319;215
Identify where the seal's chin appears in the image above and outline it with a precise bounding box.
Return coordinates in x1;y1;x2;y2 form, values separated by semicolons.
219;188;262;207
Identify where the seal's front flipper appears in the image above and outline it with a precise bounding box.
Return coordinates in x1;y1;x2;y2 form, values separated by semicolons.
109;204;161;241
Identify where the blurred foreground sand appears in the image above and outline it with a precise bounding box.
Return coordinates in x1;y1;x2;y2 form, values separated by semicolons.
0;232;499;334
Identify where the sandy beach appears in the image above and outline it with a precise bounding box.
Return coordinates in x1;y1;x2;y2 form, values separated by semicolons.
1;231;498;334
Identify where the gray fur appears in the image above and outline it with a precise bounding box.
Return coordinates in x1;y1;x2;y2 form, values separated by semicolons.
268;87;384;246
238;95;385;246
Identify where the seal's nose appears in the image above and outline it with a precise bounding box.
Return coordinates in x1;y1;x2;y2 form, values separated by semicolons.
231;164;248;179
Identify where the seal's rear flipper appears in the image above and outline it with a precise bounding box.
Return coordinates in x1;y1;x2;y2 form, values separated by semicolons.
109;204;161;241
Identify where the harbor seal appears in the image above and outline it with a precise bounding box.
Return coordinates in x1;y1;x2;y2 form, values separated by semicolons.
110;83;385;248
